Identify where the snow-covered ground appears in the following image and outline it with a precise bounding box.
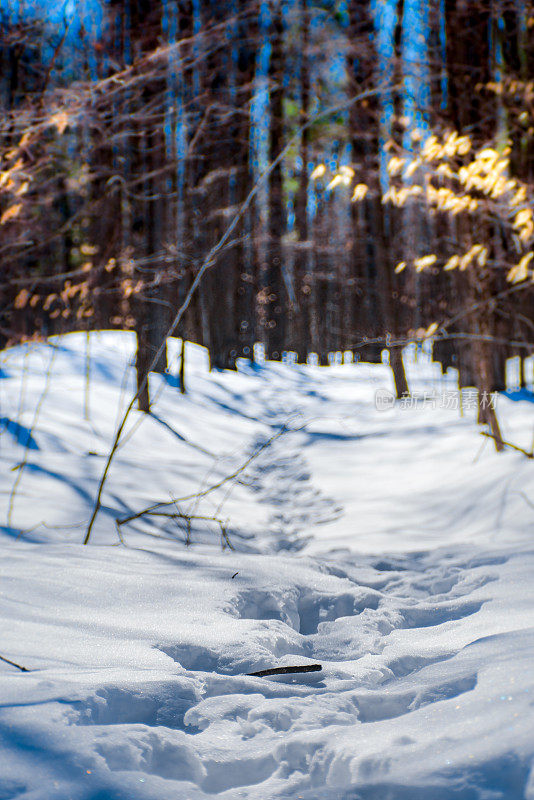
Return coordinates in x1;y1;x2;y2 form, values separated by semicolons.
1;331;533;800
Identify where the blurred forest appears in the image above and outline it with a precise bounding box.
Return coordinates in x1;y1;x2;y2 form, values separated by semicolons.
1;0;533;421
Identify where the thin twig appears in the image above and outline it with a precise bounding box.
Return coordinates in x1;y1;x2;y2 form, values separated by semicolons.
515;491;534;510
40;15;71;97
481;432;533;458
117;507;234;549
116;423;292;528
0;654;29;672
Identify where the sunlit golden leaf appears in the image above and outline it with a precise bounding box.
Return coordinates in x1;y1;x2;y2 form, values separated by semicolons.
414;254;437;271
477;148;499;163
14;289;30;309
422;137;442;161
15;181;29;196
387;157;405;177
476;247;488;266
49;111;69;135
310;164;326;180
513;208;532;228
0;203;22;224
80;243;99;256
405;158;422;178
351;183;368;202
512;252;534;282
519;222;534;242
327;174;350;190
510;186;527;206
18;132;32;148
436;163;456;179
456;136;471;155
444;255;460;271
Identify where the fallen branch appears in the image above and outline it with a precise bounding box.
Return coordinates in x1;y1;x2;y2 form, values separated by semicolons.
0;654;29;672
246;664;322;677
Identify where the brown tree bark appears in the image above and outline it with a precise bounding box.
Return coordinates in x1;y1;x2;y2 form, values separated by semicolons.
265;2;286;361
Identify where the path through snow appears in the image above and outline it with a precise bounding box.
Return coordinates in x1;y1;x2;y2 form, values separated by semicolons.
0;333;533;799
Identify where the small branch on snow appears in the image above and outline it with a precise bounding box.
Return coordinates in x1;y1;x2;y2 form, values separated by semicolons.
246;664;322;677
0;654;29;672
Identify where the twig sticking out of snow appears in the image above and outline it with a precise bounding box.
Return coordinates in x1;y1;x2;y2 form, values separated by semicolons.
246;664;322;677
0;654;29;672
116;424;292;530
117;508;234;549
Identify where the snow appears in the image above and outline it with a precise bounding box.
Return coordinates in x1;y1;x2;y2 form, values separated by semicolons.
1;331;533;799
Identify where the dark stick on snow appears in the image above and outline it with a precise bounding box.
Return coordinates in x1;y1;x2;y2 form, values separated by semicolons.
247;664;322;677
0;654;29;672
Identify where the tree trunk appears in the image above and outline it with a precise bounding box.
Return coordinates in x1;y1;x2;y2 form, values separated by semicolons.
136;330;151;412
390;347;409;398
293;0;310;363
265;2;286;361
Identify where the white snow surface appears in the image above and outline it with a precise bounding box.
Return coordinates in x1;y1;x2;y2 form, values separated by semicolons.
0;331;534;800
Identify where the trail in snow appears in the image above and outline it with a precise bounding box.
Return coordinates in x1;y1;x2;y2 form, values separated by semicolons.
241;423;344;552
0;333;533;799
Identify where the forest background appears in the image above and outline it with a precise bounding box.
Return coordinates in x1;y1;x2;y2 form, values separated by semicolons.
1;0;533;430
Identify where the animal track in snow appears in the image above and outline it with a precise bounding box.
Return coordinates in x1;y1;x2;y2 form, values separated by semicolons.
384;649;458;679
58;386;502;799
397;598;485;629
243;427;343;551
231;589;300;630
296;589;382;636
94;728;206;782
232;586;382;637
59;552;492;797
201;752;278;794
352;671;478;724
157;643;223;673
70;681;200;732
